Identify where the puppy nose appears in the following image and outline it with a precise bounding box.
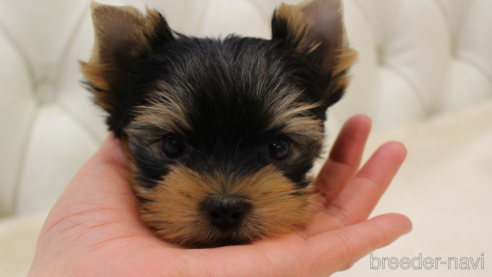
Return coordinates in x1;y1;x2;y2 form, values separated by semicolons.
203;198;249;230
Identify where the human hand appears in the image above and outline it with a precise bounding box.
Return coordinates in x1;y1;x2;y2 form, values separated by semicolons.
27;115;411;277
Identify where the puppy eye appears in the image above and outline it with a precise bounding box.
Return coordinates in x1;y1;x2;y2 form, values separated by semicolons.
162;135;185;159
268;138;291;160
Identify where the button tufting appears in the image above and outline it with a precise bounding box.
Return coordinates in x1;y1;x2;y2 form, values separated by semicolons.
36;81;57;104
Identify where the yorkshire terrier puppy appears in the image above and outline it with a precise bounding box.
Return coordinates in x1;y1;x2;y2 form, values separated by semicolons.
81;0;356;248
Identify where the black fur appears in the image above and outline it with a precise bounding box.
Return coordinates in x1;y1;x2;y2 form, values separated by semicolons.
119;34;331;189
81;2;356;247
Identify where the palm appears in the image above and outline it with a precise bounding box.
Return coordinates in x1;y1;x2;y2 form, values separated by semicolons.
28;115;411;277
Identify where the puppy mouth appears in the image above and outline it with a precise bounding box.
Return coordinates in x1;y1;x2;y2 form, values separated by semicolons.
192;201;264;248
136;165;313;248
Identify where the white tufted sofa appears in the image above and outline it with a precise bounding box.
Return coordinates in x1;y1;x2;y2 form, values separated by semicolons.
1;0;491;276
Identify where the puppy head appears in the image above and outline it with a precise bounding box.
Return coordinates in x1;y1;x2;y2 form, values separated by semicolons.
81;0;356;248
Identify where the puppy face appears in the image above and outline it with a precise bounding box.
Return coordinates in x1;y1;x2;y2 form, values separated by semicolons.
81;0;356;247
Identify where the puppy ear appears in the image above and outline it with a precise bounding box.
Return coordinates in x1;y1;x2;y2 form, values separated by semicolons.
81;2;174;130
271;0;357;107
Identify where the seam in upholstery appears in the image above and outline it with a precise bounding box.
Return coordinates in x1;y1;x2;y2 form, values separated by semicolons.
350;0;430;115
450;0;492;88
351;0;378;42
432;0;455;113
193;0;213;35
349;0;382;117
460;56;492;89
249;0;271;21
53;3;91;101
11;108;39;215
8;2;92;214
52;3;102;146
432;0;492;108
247;0;271;36
59;97;104;145
383;63;431;115
0;20;37;96
434;0;453;35
0;19;41;215
376;1;431;115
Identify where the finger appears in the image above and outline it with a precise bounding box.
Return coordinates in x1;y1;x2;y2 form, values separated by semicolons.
303;141;407;237
307;213;412;275
41;133;143;237
314;115;372;207
326;141;407;226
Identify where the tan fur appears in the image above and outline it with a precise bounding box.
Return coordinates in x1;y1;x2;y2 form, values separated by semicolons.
268;88;324;151
333;48;358;86
80;2;168;113
136;165;314;247
129;87;192;136
274;0;358;97
81;1;355;248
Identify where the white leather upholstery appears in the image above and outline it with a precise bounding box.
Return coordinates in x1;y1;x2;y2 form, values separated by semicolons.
0;1;491;276
1;0;490;217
